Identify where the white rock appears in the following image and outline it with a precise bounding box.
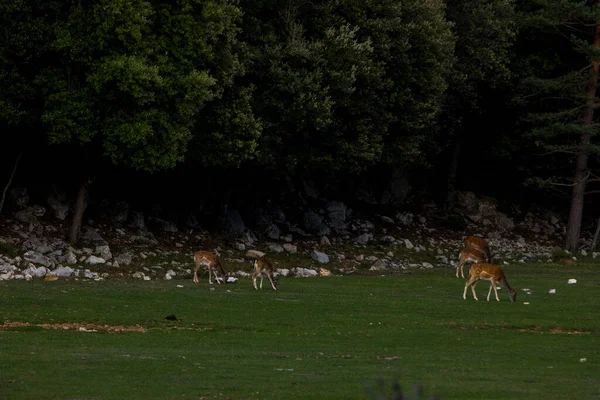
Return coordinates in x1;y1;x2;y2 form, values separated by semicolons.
567;278;577;284
86;255;106;265
548;289;556;294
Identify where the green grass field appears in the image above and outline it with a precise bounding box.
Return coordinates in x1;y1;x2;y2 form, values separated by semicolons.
1;263;598;399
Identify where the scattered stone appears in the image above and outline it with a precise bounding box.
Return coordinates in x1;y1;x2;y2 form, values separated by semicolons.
86;256;106;265
311;250;329;264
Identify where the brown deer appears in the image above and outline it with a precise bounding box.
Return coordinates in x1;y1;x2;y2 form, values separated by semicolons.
251;256;277;291
456;247;489;279
193;251;228;285
463;263;517;302
464;236;493;263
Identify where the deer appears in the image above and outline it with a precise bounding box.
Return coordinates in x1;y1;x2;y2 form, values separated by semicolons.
464;236;493;263
463;263;517;302
193;251;228;285
456;247;489;279
251;256;278;291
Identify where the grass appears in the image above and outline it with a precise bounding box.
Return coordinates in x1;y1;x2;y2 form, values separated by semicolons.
1;263;599;400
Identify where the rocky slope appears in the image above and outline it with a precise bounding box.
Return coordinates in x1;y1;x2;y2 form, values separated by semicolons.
2;190;595;283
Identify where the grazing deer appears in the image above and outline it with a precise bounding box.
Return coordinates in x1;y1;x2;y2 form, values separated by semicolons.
463;263;517;302
456;247;489;279
464;236;493;263
251;256;277;291
193;251;228;285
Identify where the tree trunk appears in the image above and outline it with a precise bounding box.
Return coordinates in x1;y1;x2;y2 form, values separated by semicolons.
68;178;91;247
0;152;23;216
565;19;600;252
591;215;600;252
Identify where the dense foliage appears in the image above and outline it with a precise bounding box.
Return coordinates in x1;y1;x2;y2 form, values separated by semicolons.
1;0;600;248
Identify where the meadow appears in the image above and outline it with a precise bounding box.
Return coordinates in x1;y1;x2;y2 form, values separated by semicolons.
1;263;598;399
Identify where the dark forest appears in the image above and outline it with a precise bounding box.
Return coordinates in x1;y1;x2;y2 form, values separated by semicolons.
1;0;599;251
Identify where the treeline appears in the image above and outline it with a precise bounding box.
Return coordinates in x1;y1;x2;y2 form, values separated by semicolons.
0;0;599;250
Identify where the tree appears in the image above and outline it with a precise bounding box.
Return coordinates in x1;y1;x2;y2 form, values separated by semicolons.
513;0;600;252
238;0;455;176
440;0;517;210
30;0;244;245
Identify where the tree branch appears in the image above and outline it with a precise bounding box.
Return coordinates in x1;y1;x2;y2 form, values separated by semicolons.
0;152;23;216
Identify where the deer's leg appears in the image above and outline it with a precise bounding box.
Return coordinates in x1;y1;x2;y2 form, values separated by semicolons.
259;275;264;289
208;267;214;284
463;276;478;300
252;273;259;290
456;260;464;278
493;283;500;301
487;282;493;301
470;281;479;301
267;274;277;291
193;263;200;284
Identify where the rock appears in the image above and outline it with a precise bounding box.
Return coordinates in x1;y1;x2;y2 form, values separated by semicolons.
23;251;54;267
303;211;331;236
396;212;414;226
326;201;349;232
311;250;329;264
264;223;281;240
355;233;372;244
293;267;318;277
320;236;331;246
380;216;395;224
22;237;52;254
95;245;112;260
132;272;145;279
47;192;69;220
14;209;41;228
266;243;284;253
86;255;106;265
319;268;332;277
53;266;75;277
83;270;98;279
404;239;414;249
283;243;297;253
79;227;108;246
246;250;265;259
370;260;388;270
0;271;14;280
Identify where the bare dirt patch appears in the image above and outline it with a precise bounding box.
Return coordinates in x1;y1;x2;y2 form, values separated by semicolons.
1;320;148;333
0;320;214;333
519;325;592;335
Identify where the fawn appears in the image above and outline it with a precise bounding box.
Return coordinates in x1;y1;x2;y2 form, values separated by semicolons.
456;247;489;279
251;256;277;291
464;236;493;263
463;263;517;302
193;251;228;285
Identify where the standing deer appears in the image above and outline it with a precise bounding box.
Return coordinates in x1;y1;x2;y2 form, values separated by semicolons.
193;251;228;285
251;256;277;291
456;247;489;279
464;236;493;263
463;263;517;302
